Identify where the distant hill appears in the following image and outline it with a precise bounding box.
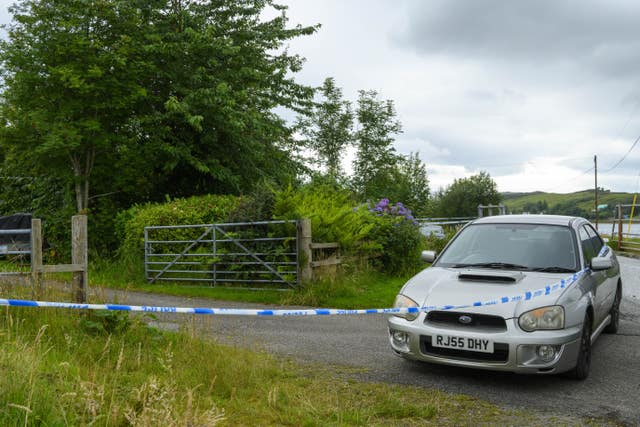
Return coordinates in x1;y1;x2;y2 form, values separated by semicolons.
501;190;636;219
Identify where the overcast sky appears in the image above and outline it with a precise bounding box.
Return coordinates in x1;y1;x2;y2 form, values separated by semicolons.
2;1;640;194
277;0;640;194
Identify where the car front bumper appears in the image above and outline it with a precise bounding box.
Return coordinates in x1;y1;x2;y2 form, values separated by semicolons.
387;314;582;374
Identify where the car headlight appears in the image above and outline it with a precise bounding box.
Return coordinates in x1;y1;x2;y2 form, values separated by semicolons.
393;294;420;321
518;306;564;332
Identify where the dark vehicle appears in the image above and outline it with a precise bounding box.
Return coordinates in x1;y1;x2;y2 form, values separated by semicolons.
0;213;32;255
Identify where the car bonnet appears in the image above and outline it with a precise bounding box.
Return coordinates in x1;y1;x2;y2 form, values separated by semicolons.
401;266;569;319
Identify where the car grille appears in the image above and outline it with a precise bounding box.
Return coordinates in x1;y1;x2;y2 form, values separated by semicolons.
420;336;509;363
425;311;507;332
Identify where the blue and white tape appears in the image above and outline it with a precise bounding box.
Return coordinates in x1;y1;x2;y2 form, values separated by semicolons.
0;268;589;317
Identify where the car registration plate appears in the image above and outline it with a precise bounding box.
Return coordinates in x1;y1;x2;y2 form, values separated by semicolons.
432;334;494;353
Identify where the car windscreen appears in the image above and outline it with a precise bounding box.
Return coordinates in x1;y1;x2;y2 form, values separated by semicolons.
435;223;579;272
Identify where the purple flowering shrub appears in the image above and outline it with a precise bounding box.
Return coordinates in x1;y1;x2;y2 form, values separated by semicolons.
365;198;424;274
274;186;423;275
367;198;418;224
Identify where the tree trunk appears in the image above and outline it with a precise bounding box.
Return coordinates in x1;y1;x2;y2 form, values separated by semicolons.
70;148;95;213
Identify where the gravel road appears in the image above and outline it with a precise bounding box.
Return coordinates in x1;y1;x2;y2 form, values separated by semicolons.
106;256;640;425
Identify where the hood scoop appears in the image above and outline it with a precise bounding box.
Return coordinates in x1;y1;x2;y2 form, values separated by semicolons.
457;271;524;284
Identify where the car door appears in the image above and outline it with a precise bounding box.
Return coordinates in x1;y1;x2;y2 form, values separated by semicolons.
578;225;608;326
584;224;617;315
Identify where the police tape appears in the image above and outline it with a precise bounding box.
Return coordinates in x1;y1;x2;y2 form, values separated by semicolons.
0;268;589;317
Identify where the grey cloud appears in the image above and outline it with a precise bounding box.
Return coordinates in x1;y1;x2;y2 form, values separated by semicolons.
400;128;540;172
399;0;640;76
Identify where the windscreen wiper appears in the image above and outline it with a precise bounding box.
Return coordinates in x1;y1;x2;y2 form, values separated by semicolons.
451;262;531;271
531;266;577;273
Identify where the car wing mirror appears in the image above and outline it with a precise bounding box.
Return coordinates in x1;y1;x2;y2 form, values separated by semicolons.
590;256;612;271
421;250;436;263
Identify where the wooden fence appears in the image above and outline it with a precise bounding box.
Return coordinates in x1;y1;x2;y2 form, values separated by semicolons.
296;219;341;283
30;215;88;302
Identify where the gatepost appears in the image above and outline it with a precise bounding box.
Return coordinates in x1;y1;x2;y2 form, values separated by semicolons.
30;215;88;303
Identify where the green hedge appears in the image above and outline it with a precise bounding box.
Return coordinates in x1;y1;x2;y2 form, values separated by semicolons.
114;186;425;276
115;194;240;259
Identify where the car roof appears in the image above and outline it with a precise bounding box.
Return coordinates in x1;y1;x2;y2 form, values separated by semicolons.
471;214;585;227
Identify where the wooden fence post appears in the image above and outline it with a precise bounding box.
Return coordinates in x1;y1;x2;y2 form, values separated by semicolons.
72;215;88;303
30;218;43;297
298;218;312;284
617;205;623;251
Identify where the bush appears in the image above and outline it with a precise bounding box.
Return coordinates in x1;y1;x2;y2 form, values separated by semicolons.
113;186;426;280
274;187;424;275
366;199;424;275
273;184;380;255
423;227;458;255
227;182;277;223
115;194;240;260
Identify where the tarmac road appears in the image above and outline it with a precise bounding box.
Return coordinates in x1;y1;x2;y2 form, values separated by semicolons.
109;256;640;425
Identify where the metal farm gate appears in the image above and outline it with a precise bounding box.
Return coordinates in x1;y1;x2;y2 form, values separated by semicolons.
144;220;300;289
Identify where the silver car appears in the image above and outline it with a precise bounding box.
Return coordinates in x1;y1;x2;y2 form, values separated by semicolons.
419;224;446;240
388;215;622;379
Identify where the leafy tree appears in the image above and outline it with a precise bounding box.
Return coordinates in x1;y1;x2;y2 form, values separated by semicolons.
522;200;548;214
1;0;318;253
388;152;430;216
132;0;318;198
1;0;317;211
297;77;353;182
548;201;589;218
0;0;155;212
433;171;501;217
351;90;402;201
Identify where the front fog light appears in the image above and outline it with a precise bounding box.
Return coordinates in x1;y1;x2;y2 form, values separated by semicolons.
390;329;410;352
392;330;408;345
537;345;558;362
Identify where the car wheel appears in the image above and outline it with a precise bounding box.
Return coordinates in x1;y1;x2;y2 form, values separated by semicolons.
568;313;592;380
604;285;621;334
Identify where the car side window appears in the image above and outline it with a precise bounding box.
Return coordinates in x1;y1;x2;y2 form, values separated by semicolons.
579;226;597;267
584;224;604;255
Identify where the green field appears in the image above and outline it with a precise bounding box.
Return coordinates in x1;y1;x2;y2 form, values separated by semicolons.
502;189;637;218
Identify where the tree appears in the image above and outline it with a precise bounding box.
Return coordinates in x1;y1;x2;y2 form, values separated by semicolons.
297;77;353;182
132;0;318;198
0;0;318;216
433;171;501;217
351;90;402;200
0;0;156;212
522;200;548;214
388;152;430;216
548;201;589;218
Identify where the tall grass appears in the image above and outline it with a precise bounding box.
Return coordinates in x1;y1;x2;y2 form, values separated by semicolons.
0;282;614;426
0;301;225;425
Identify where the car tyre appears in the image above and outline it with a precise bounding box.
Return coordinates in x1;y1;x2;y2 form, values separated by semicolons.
568;313;592;380
604;284;621;334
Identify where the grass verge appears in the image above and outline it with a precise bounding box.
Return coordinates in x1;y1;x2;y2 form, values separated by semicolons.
0;283;617;426
90;257;411;309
